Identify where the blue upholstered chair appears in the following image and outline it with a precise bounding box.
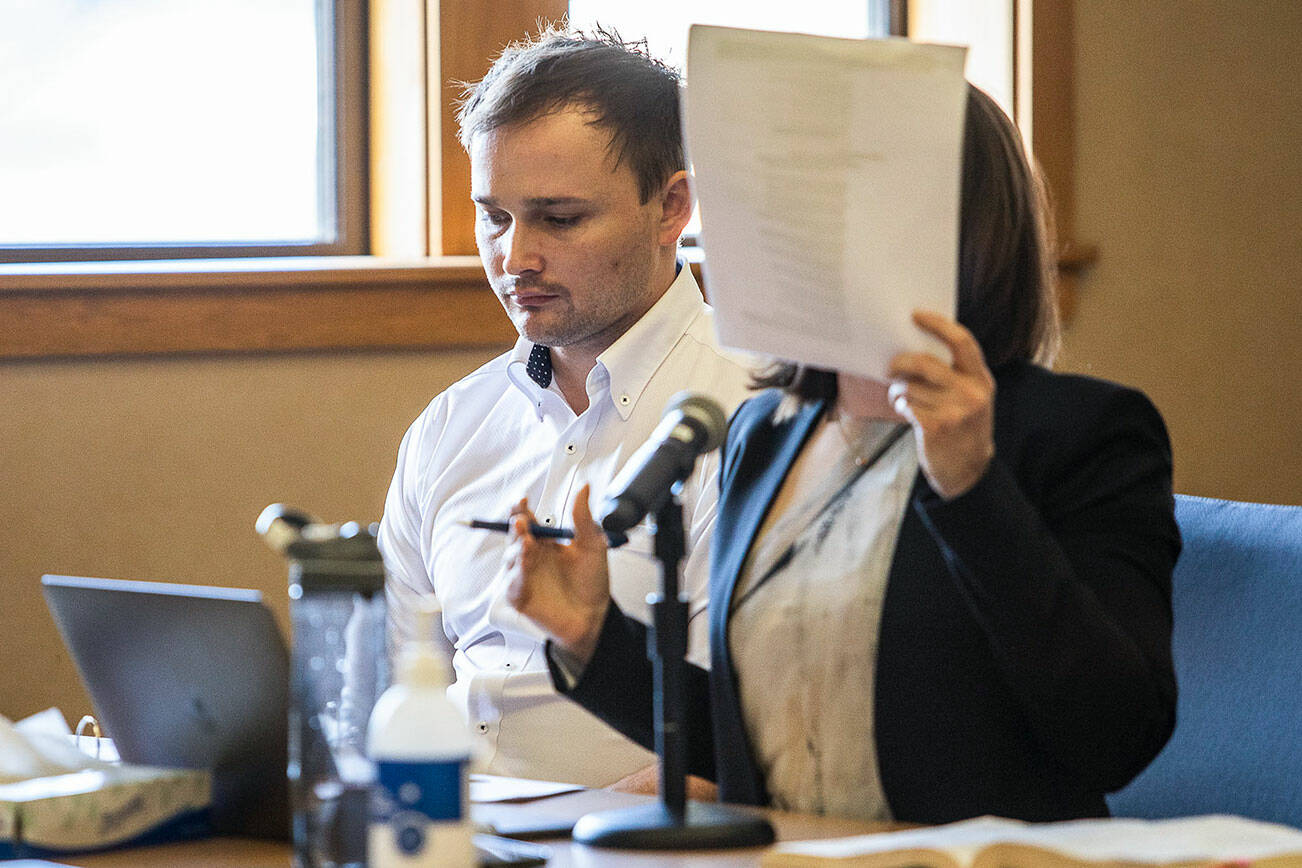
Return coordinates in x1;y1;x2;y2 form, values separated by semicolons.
1108;494;1302;826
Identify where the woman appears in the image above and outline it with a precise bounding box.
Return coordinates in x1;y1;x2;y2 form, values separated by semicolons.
503;86;1180;825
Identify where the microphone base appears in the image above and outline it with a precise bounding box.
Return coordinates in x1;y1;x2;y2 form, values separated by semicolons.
572;801;775;850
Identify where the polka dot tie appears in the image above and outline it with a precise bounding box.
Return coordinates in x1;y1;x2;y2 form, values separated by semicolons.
526;344;553;388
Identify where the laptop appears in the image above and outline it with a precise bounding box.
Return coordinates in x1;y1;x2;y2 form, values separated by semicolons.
41;574;555;865
41;574;290;839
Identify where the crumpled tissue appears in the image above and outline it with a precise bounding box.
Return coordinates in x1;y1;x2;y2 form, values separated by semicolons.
0;709;118;783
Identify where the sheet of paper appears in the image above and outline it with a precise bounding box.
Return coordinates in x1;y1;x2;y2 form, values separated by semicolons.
684;26;969;381
1010;814;1302;862
770;815;1017;860
468;773;585;803
771;814;1302;863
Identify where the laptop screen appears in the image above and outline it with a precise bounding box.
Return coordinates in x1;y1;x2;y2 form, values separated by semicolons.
42;574;290;839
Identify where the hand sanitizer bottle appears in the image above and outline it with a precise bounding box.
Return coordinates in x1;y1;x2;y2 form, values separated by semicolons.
367;604;475;868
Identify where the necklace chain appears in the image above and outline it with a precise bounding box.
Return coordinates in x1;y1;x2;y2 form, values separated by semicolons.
833;413;880;466
830;411;910;468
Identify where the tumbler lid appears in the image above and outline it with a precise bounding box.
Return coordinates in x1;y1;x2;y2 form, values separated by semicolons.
287;521;386;595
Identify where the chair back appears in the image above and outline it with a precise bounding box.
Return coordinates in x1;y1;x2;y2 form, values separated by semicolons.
1108;494;1302;826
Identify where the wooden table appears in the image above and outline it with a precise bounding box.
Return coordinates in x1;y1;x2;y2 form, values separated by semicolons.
69;789;895;867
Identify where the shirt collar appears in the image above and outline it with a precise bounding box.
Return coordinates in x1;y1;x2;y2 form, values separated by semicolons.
597;264;705;420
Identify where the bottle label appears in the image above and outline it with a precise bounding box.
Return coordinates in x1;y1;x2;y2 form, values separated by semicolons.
370;759;472;866
373;759;465;822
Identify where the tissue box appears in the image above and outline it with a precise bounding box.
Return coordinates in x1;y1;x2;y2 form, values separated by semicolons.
0;764;210;858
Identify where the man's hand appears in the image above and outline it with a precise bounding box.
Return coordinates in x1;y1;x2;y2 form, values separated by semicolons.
503;484;611;666
607;763;719;802
888;310;996;500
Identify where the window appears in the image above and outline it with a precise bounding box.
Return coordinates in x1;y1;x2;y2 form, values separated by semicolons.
0;0;1080;358
909;0;1015;118
567;0;893;66
0;0;366;263
0;0;560;359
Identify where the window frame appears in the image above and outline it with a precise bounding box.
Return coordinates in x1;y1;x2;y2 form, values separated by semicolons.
0;0;560;359
0;0;1082;360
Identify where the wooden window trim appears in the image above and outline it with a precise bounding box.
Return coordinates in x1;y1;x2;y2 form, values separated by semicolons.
1028;0;1097;319
0;258;514;359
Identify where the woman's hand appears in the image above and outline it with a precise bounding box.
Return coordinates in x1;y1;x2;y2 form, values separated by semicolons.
888;310;996;500
503;484;611;666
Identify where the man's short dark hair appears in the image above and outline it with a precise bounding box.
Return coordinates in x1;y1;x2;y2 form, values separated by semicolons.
455;26;684;204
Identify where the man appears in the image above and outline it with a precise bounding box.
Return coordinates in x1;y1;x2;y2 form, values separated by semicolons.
377;28;753;787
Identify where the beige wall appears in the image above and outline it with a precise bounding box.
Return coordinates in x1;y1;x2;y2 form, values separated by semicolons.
1;347;501;720
1058;1;1301;504
3;0;1299;725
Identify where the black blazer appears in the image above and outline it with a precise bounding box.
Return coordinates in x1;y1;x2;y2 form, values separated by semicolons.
559;362;1180;824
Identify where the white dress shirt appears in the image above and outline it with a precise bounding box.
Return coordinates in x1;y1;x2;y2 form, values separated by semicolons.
379;267;754;785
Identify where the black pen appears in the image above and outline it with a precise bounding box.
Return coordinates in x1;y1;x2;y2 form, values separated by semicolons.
461;518;574;539
461;518;629;548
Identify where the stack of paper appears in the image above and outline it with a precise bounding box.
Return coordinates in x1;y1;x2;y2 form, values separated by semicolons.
684;26;969;381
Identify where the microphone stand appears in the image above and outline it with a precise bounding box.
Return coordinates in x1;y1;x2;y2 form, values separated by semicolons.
572;487;775;849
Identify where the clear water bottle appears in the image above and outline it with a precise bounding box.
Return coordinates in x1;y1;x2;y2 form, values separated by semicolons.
368;603;476;868
258;504;389;868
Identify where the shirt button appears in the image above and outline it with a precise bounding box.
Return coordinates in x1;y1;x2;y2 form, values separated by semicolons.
542;516;554;525
619;394;631;406
477;722;488;733
565;443;576;454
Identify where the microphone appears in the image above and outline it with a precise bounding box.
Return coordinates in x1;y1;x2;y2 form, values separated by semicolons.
600;392;728;535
